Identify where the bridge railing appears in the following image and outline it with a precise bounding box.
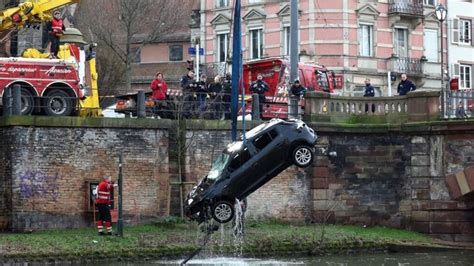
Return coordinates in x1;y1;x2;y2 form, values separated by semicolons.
304;90;441;123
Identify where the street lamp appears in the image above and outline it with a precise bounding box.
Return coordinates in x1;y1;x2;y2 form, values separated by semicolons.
435;4;447;118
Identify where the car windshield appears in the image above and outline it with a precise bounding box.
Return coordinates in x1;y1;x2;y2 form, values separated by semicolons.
207;152;231;180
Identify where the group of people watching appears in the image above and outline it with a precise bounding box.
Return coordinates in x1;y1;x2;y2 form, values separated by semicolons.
150;70;232;119
149;69;309;119
150;69;424;118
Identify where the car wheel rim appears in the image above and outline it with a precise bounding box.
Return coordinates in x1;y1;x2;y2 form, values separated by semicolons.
296;148;311;165
214;203;232;221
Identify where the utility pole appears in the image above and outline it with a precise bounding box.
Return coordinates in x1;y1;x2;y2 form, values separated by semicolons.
117;153;124;237
289;0;299;119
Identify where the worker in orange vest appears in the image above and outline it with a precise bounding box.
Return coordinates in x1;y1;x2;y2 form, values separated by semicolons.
47;10;65;58
95;176;116;235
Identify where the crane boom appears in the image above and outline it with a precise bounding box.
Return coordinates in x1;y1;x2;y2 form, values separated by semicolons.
0;0;79;31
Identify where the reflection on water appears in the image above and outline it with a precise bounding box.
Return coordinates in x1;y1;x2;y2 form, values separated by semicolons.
5;251;474;265
154;251;474;266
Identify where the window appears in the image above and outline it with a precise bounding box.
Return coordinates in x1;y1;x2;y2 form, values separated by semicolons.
283;26;290;56
249;29;263;59
248;0;261;3
459;19;472;45
460;65;472;89
424;29;438;62
253;133;272;151
217;33;228;62
228;147;251;172
131;47;141;63
217;0;229;8
359;24;373;57
394;28;408;57
169;45;183;61
423;0;436;5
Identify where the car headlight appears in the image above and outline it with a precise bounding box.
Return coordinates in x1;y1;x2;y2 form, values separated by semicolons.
187;198;193;205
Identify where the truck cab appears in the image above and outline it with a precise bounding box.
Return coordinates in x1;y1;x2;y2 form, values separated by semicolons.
242;58;342;119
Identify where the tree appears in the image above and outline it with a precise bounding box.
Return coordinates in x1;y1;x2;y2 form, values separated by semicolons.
75;0;191;91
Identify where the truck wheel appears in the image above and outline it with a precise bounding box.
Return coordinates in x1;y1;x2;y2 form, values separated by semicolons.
44;90;74;116
292;145;314;168
211;201;234;224
20;88;34;115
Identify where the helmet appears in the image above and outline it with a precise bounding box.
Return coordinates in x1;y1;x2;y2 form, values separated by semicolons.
293;79;300;84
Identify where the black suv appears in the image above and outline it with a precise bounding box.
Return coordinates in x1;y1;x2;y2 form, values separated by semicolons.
184;119;317;224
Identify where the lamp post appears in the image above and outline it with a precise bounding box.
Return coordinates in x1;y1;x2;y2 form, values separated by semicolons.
435;4;447;118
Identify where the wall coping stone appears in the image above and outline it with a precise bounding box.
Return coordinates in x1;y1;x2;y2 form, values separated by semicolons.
1;116;473;135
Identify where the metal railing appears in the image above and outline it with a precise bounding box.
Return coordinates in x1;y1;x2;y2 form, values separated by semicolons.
388;0;424;16
387;57;424;76
446;90;474;119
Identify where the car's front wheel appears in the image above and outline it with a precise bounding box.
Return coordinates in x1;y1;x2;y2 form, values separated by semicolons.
211;201;234;223
292;145;314;168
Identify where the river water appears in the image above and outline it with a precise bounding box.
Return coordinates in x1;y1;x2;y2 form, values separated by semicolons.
141;251;474;265
4;250;474;265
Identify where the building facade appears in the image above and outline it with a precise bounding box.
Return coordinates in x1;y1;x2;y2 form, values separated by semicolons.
447;0;473;91
199;0;447;96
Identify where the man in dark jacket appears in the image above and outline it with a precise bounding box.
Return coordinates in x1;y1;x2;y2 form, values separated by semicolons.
397;74;416;96
181;70;196;118
222;73;232;119
250;74;269;118
364;78;375;113
290;80;307;98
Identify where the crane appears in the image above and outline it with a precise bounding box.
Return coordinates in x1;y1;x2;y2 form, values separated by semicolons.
0;0;101;117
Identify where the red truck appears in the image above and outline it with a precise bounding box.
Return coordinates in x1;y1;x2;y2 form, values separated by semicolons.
0;55;84;116
242;58;343;119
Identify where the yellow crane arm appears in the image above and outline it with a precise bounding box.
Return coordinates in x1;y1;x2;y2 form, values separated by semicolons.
0;0;79;31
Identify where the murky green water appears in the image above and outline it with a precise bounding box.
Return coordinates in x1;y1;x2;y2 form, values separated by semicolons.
156;251;474;266
4;251;473;265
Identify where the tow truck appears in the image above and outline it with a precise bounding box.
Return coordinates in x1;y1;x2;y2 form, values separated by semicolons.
242;58;343;119
0;0;100;117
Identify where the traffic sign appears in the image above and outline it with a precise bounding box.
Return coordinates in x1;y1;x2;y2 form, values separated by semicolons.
188;47;204;55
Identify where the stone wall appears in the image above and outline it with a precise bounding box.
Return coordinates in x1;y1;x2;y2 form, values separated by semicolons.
0;119;170;231
0;128;12;229
310;122;474;242
1;117;473;241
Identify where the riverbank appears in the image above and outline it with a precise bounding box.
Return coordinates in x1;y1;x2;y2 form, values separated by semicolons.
0;220;470;263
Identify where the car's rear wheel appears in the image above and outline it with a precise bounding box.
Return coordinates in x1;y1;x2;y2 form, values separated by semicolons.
212;201;234;224
292;145;314;168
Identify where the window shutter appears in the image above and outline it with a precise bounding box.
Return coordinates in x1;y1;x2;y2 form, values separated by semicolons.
471;19;474;47
358;26;362;55
453;63;460;78
452;18;459;44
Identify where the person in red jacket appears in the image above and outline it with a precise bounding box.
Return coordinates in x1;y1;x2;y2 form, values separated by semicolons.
150;72;168;117
95;176;115;235
47;10;65;58
151;72;168;100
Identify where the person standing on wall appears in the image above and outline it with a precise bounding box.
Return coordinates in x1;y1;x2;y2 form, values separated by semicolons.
363;78;375;113
250;73;269;118
150;72;168;118
47;10;65;59
96;176;116;236
397;73;416;96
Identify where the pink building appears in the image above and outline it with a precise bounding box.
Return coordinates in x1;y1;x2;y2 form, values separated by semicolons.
198;0;447;96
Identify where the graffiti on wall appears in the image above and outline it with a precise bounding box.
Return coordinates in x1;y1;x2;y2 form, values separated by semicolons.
19;171;60;201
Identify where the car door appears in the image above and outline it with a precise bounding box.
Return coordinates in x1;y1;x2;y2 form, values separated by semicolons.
247;129;286;189
224;145;254;199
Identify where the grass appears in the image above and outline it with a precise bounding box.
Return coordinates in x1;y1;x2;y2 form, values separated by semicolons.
0;220;441;262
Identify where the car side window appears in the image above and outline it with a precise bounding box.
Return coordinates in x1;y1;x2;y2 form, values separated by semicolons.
228;147;251;172
269;129;278;139
253;129;279;152
253;133;272;151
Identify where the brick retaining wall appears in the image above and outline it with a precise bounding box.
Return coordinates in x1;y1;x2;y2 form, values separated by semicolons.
0;117;473;241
